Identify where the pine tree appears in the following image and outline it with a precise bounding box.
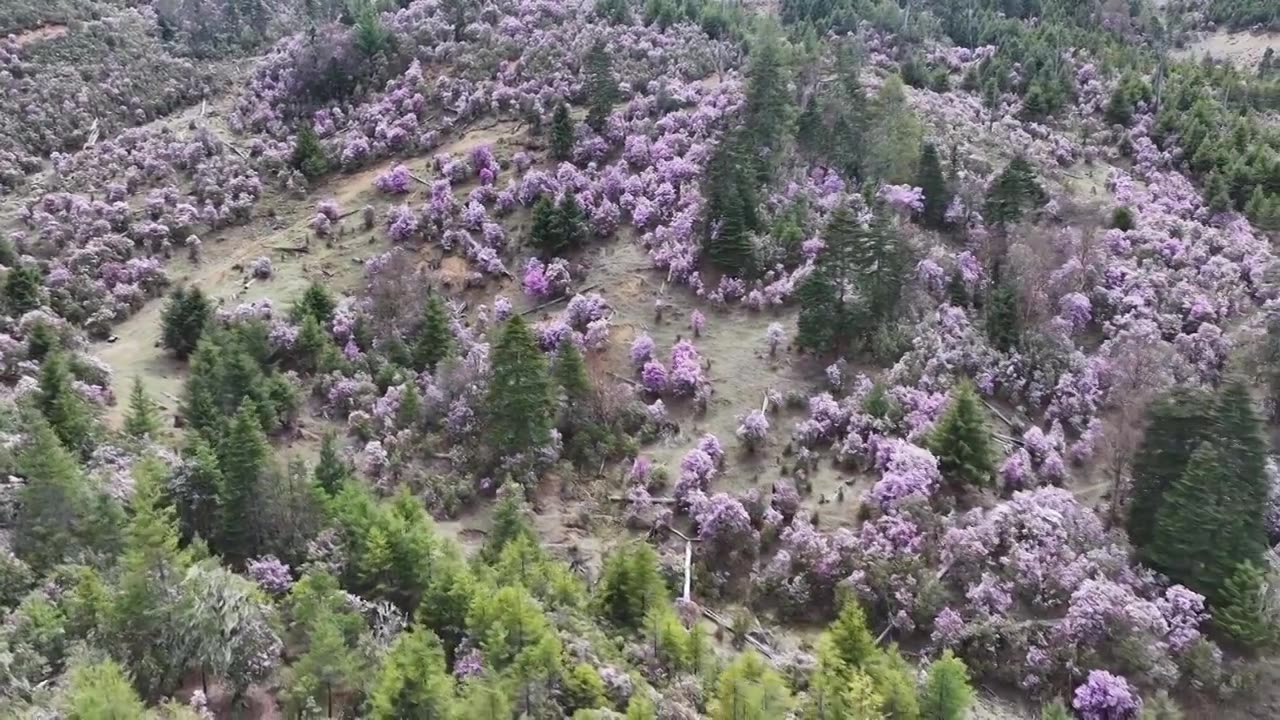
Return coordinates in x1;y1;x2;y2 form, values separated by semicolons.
530;197;562;258
1149;442;1236;595
595;543;666;629
983;156;1047;227
123;376;162;438
61;660;148;718
177;436;223;544
584;40;619;133
865;75;923;184
702;132;760;277
294;312;336;375
867;645;921;720
368;626;455;719
1040;700;1071;720
292;280;337;324
1128;387;1211;553
710;651;793;720
552;192;587;251
397;381;422;430
1138;691;1184;720
551;102;574;161
554;340;591;410
796;95;823;159
707;183;756;276
292;122;330;179
919;650;974;720
826;598;877;670
485;316;553;461
929;381;995;492
35;351;95;456
161;286;213;360
986;278;1021;352
481;488;536;563
1211;380;1269;559
915;142;950;229
626;692;658;720
1214;560;1276;649
314;432;351;496
216;401;270;564
412;294;453;373
285;606;366;718
742;26;790;182
4;265;42;315
459;678;513;719
563;663;608;714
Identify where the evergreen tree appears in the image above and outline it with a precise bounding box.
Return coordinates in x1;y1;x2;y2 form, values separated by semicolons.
397;381;422;430
1211;380;1270;558
1214;560;1276;649
595;543;666;629
552;192;588;251
563;663;608;714
481;489;536;564
485;316;553;462
37;351;96;455
551;102;574;161
292;280;337;324
702;132;760;276
25;321;56;361
530;197;562;258
826;599;877;669
285;606;366;718
314;432;352;496
554;340;592;411
915;142;950;229
985;278;1021;352
795;95;823;159
867;645;921;720
292;122;330;179
161;286;213;360
412;294;454;373
1149;442;1238;596
584;40;619;133
458;679;513;719
929;381;995;492
4;265;42;316
123;376;162;438
216;401;270;564
294;313;336;375
1128;387;1211;553
946;269;969;308
626;692;658;720
710;651;792;720
177;436;223;544
61;659;148;718
919;650;974;720
368;626;456;719
742;25;790;182
983;156;1047;227
865;75;923;184
1040;700;1071;720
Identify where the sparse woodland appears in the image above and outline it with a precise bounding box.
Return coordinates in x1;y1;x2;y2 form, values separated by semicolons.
1;0;1280;718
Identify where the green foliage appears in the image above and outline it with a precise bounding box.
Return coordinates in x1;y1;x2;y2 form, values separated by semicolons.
563;662;608;714
1111;206;1135;231
1040;700;1071;720
293;312;339;375
368;626;457;719
742;24;791;183
551;101;574;161
985;278;1022;352
584;40;619;132
160;286;212;360
215;401;271;564
292;281;337;324
485;316;553;462
284;601;367;718
710;651;793;720
983;156;1047;227
4;265;43;316
868;646;921;720
1138;690;1185;720
60;658;148;719
352;0;394;57
919;650;974;720
292;122;330;179
182;325;290;436
826;599;877;669
482;488;537;564
865;76;922;184
1214;560;1277;649
413;294;454;372
458;678;514;719
626;691;658;719
1128;387;1212;552
595;543;666;629
1105;73;1151;126
123;377;162;439
914;143;950;229
702;133;760;276
929;381;995;492
554;340;592;411
314;432;351;496
177;559;281;696
37;351;96;456
530;197;560;258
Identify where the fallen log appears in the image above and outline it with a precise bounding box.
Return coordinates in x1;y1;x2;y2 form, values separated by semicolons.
268;244;310;254
606;371;639;388
607;494;678;505
520;283;603;316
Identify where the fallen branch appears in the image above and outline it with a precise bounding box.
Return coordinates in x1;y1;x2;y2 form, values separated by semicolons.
982;399;1018;430
408;172;431;186
701;606;777;661
606;371;639;388
338;208;362;220
268;244;310;254
226;143;249;160
521;283;602;316
608;494;678;505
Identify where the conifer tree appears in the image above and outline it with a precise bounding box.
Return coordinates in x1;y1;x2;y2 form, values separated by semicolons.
826;598;877;669
459;679;513;719
177;436;223;544
61;660;148;718
702;132;760;276
285;606;366;717
554;340;591;410
1214;560;1276;649
485;316;553;462
1128;387;1211;553
291;280;337;324
584;40;619;133
161;286;213;360
551;102;574;161
710;651;792;720
292;122;330;179
1139;691;1184;720
412;294;453;373
986;278;1021;352
1040;700;1071;720
216;401;270;564
314;432;351;496
595;543;665;629
1149;442;1240;597
795;95;823;159
626;692;658;720
929;381;995;491
530;197;562;258
552;191;588;251
946;269;969;308
294;312;336;375
915;142;950;229
1211;380;1269;556
919;650;975;720
563;663;608;714
983;156;1047;227
37;351;96;455
4;265;42;316
868;645;921;720
742;25;790;182
123;376;161;438
482;488;537;563
865;75;923;184
25;321;55;362
396;381;422;430
368;626;456;719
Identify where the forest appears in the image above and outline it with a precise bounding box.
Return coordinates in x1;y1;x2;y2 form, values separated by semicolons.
0;0;1279;718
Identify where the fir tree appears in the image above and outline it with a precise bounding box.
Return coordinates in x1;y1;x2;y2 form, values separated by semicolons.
1214;560;1276;649
552;191;588;251
929;381;995;491
161;286;213;360
1149;442;1237;596
285;605;366;717
563;663;608;714
947;269;969;308
702;133;760;276
595;543;666;629
826;598;877;669
292;122;330;179
554;340;592;411
710;651;793;720
919;650;975;720
25;321;55;362
485;316;553;462
1139;691;1184;720
481;489;537;564
123;376;161;438
62;660;148;718
1211;380;1270;559
368;627;456;719
294;312;336;375
412;294;453;373
292;280;337;324
795;95;823;159
626;692;658;720
983;156;1047;227
530;197;562;258
742;25;790;182
915;142;950;229
985;278;1021;352
216;401;270;564
396;381;422;430
37;351;95;456
584;40;619;133
865;75;922;184
1040;700;1071;720
551;102;574;161
4;265;42;316
315;432;351;496
177;436;223;544
1128;387;1211;553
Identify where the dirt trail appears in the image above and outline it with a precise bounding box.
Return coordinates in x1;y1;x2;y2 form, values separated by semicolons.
11;23;68;48
1174;29;1277;69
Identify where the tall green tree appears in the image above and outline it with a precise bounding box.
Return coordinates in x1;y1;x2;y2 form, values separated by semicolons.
4;265;43;316
1213;560;1276;649
1128;387;1212;553
985;278;1021;352
412;295;453;373
710;651;792;720
554;340;591;412
929;381;995;492
292;122;330;179
594;543;666;629
216;401;271;564
178;560;282;698
865;75;923;184
983;156;1047;227
285;605;366;718
742;25;790;182
161;286;213;360
485;316;553;462
530;197;562;258
37;351;96;455
292;280;337;324
368;626;456;719
551;102;574;161
314;432;351;496
175;436;223;546
919;650;974;720
123;377;162;438
584;40;619;132
702;134;759;276
59;659;148;718
915;143;950;229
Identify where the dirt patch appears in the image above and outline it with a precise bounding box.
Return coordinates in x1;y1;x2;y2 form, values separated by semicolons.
11;23;67;48
1174;29;1278;69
